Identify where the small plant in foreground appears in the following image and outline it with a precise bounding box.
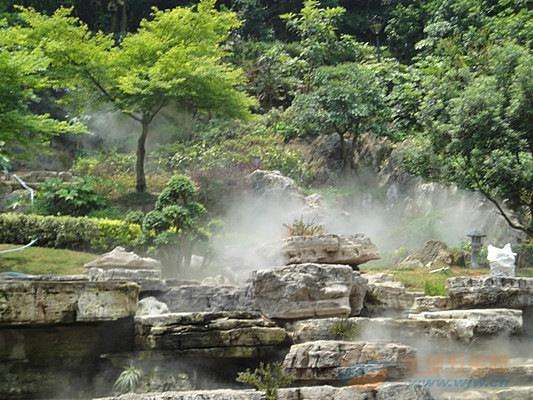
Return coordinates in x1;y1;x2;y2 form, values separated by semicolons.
424;280;446;296
330;317;360;339
284;216;325;237
113;365;143;394
236;362;293;400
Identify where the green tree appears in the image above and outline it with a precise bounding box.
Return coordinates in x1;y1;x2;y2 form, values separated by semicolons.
406;44;532;236
142;175;209;276
0;27;81;162
9;1;254;192
288;62;389;172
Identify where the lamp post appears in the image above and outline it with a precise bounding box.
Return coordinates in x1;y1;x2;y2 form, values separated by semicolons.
467;230;486;269
370;16;383;62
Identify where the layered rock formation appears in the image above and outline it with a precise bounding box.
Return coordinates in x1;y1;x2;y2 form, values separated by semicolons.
281;234;379;266
289;308;522;344
85;247;161;270
98;382;434;400
0;280;139;325
135;311;289;358
447;276;533;309
282;340;416;384
251;263;367;319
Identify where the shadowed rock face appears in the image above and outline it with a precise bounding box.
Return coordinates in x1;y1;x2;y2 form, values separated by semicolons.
447;276;533;309
281;234;380;266
251;264;367;320
95;383;435;400
282;340;416;385
0;280;139;326
135;311;289;357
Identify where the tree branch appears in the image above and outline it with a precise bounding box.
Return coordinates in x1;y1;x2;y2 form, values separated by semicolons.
478;187;531;236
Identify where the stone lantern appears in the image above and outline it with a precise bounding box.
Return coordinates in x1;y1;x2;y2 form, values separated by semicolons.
467;230;486;269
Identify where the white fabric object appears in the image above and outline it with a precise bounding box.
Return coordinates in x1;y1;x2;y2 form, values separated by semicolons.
487;243;516;277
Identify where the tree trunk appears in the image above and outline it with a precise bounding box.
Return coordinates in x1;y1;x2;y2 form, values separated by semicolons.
350;132;359;171
136;119;149;192
338;131;350;174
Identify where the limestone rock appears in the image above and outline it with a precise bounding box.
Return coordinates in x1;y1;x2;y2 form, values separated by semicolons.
447;276;533;309
289;310;522;344
84;247;161;270
411;296;449;313
438;386;533;400
251;264;367;320
136;297;169;317
364;274;421;316
87;267;166;292
408;309;522;340
135;311;289;357
96;383;434;400
282;340;416;384
400;240;455;268
0;280;139;326
157;284;252;313
247;169;302;198
281;234;379;266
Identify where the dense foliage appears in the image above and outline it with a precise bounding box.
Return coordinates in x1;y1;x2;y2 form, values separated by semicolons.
0;0;531;237
35;177;106;216
0;213;141;252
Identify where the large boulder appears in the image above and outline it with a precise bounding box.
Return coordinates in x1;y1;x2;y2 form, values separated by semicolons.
399;240;459;269
251;264;367;320
247;169;302;198
0;280;139;326
84;247;161;270
281;234;379;266
447;276;533;309
282;340;416;384
135;311;289;358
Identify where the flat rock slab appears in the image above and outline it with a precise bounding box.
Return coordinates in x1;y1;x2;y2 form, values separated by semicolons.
447;276;533;309
85;247;161;270
88;267;166;293
289;310;522;344
251;264;367;320
135;311;289;357
437;386;533;400
157;284;252;313
282;340;416;384
96;382;434;400
281;234;379;265
0;280;139;326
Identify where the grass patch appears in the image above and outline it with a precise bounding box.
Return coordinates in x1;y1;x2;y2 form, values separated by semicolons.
0;244;95;275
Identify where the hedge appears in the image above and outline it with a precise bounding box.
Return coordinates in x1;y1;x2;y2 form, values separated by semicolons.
0;213;142;253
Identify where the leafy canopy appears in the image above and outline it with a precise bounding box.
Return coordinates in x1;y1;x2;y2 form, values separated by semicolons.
10;1;255;122
0;24;82;160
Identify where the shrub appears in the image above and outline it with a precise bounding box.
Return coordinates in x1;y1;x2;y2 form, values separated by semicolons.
35;177;106;216
284;217;325;237
142;175;210;276
424;280;447;296
329;318;360;339
0;213;141;253
114;365;143;394
236;362;293;400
